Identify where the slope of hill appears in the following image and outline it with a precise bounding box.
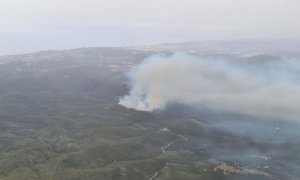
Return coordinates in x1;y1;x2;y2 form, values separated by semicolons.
0;42;299;180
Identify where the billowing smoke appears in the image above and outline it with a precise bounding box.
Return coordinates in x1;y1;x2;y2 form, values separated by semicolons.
119;53;300;120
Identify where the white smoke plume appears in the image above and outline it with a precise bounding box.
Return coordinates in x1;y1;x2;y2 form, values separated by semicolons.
119;53;300;120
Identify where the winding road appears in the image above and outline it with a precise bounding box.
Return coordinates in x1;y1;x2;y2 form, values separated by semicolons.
147;131;189;180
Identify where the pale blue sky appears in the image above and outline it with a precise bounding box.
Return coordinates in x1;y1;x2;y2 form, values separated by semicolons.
1;0;300;55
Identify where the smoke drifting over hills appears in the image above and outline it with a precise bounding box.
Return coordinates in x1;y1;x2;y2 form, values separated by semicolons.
119;53;300;120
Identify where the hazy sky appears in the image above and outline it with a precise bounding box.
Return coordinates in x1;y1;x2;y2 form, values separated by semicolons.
1;0;300;55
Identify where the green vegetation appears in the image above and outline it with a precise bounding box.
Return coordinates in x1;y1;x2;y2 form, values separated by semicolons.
0;47;297;179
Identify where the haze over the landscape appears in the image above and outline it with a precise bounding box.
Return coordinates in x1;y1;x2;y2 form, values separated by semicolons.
1;0;300;180
119;53;300;121
1;0;300;55
0;42;300;179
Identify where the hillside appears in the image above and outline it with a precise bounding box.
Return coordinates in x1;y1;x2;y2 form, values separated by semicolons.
0;42;299;180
